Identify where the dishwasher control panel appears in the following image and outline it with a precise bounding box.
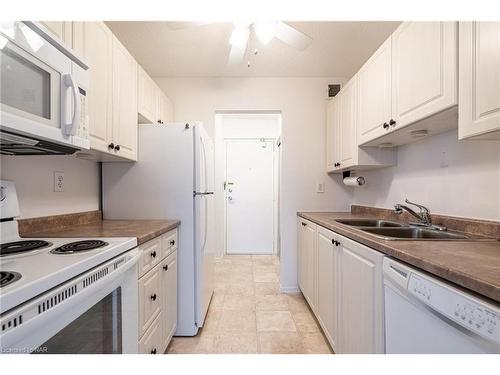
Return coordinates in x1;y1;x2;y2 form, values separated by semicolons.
408;273;500;344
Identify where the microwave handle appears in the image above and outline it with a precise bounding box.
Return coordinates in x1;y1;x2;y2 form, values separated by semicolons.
62;74;81;136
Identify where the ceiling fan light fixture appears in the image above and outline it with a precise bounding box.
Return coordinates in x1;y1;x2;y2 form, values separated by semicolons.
229;24;250;50
254;21;277;44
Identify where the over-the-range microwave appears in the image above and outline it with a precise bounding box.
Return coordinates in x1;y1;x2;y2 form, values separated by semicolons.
0;21;90;155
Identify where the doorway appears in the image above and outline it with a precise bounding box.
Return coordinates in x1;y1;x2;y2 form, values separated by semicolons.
215;113;281;256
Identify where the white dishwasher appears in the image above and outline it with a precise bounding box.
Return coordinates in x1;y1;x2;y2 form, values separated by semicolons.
383;257;500;354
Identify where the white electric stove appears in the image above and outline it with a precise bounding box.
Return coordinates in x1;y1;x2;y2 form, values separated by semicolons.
0;180;140;354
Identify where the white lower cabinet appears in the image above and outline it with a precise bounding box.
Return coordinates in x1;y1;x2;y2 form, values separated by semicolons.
316;226;340;352
339;235;385;354
138;229;178;354
297;217;385;353
297;218;318;313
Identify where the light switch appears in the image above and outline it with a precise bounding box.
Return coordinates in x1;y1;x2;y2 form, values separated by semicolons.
54;171;64;192
316;182;325;193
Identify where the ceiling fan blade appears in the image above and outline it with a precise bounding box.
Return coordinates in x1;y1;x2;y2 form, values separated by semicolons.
274;21;312;51
227;45;245;65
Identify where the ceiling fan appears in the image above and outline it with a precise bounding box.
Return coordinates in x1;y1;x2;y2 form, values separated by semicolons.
166;21;313;67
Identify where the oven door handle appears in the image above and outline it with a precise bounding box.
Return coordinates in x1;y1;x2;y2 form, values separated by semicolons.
0;249;140;353
62;73;81;137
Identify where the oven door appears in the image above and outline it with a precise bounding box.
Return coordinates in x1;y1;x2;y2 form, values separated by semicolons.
0;249;139;354
0;22;88;150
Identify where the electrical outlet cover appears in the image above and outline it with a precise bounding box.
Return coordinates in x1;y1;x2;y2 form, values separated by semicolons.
316;182;325;193
54;171;64;192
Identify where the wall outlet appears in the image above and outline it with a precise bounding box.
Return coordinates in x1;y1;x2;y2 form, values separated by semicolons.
316;182;325;193
54;171;64;192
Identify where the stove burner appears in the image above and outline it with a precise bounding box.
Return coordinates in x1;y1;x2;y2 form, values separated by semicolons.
51;240;108;254
0;271;22;288
0;240;52;256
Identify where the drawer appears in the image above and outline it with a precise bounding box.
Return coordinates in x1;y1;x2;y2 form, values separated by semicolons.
139;312;163;354
138;265;162;336
161;229;178;259
138;237;162;277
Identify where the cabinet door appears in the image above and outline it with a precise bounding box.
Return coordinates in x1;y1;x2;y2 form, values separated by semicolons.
339;78;357;168
297;218;306;292
74;22;113;153
459;22;500;140
326;98;341;172
138;265;162;337
316;226;339;353
391;22;457;130
303;220;318;313
339;235;384;354
40;21;73;47
112;36;138;161
357;38;392;145
138;312;163;354
158;92;174;124
161;251;178;350
138;65;159;124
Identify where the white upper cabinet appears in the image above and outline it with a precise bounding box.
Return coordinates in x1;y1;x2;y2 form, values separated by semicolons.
138;65;160;124
391;22;457;129
326;97;341;172
357;38;393;145
138;65;174;125
358;22;458;148
73;22;114;154
158;92;174;124
40;22;73;47
459;22;500;140
326;76;394;174
112;36;138;161
339;78;357;169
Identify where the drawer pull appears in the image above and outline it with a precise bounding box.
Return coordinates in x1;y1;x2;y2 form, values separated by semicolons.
170;239;175;246
151;348;157;354
150;251;157;258
163;265;169;271
150;294;157;301
301;222;307;227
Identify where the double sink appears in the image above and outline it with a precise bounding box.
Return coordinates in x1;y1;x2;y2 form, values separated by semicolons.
335;219;498;241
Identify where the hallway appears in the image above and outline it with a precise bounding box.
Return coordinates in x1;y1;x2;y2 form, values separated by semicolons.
167;255;332;354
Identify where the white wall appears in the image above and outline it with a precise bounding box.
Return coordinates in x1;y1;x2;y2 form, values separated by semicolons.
155;77;353;291
0;156;100;219
353;130;500;221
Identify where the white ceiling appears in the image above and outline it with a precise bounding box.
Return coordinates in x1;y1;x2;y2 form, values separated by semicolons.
106;21;400;78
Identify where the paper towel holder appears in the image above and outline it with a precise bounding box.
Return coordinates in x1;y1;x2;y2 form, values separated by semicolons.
342;170;366;187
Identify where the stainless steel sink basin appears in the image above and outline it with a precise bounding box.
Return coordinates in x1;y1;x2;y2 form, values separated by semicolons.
360;227;474;240
335;219;407;228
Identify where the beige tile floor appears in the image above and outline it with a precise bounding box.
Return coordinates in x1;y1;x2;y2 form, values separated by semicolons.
166;255;333;354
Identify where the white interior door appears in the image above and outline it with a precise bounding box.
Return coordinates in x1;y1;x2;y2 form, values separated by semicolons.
225;139;275;254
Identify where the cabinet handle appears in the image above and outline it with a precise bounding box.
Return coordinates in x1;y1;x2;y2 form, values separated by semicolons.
332;240;340;246
157;120;162;124
383;122;389;129
301;222;307;227
170;239;175;246
150;251;157;258
114;144;120;151
151;348;157;354
389;119;396;126
108;142;115;149
150;293;157;301
163;264;168;271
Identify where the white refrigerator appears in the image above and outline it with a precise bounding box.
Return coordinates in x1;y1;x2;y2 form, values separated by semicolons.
102;122;215;336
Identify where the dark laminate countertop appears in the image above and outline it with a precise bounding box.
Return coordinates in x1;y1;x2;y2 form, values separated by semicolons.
23;219;180;245
298;211;500;304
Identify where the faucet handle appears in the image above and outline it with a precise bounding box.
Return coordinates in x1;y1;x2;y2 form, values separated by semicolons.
404;198;431;223
394;204;403;214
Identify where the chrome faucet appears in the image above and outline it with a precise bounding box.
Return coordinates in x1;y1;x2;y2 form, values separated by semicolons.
394;199;444;230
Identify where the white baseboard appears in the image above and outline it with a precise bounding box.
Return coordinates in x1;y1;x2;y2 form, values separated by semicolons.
279;285;300;294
